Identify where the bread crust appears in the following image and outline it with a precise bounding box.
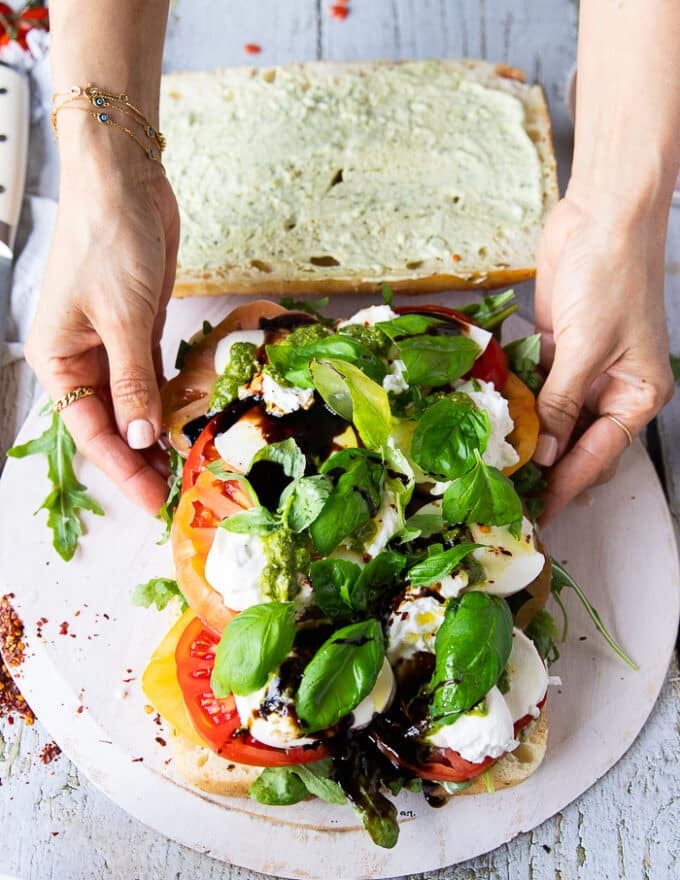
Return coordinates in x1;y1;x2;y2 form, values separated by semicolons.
168;707;547;801
162;58;558;298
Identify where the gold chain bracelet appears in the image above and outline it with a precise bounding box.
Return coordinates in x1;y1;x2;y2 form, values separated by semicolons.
51;84;166;163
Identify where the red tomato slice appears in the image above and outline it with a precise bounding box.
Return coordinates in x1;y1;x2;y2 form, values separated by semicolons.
182;414;224;492
394;304;509;389
175;616;328;766
376;696;546;783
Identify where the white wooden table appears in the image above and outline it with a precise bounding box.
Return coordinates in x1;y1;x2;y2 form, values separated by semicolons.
2;2;679;878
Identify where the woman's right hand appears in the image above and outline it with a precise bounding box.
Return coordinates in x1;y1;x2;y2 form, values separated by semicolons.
25;118;180;514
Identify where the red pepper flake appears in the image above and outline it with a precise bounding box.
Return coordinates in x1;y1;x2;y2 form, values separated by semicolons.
126;668;133;674
51;832;59;837
452;253;462;262
155;736;167;747
69;634;76;639
122;677;135;683
329;4;350;20
0;595;36;725
39;742;62;765
76;705;84;715
244;43;261;55
131;756;144;763
74;610;81;617
102;613;110;620
59;621;69;636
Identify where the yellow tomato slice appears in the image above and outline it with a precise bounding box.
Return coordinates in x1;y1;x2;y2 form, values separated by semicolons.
140;609;205;747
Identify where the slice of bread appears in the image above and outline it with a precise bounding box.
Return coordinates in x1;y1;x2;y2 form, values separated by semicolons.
160;59;558;297
167;707;547;801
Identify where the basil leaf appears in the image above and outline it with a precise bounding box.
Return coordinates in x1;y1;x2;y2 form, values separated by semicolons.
457;290;518;332
249;766;309;805
280;474;333;533
279;295;333;326
8;411;104;562
442;450;523;529
310;358;391;450
131;577;188;613
410;395;490;479
266;334;386;389
550;558;637;670
250;438;306;480
296;619;385;732
407;542;480;588
310;558;364;619
156;448;184;545
311;451;385;555
220;505;280;535
354;550;406;605
395;512;444;544
383;441;415;519
375;314;444;341
504;334;543;392
205;461;261;505
397;335;480;387
429;592;513;726
211;601;296;697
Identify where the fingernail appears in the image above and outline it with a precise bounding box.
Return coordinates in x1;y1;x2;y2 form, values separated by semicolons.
533;433;559;467
127;419;155;450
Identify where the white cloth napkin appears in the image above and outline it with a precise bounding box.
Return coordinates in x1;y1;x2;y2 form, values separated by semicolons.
1;51;58;367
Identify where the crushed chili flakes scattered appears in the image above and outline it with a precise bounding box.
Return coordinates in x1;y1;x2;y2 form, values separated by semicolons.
76;705;84;715
0;595;35;725
452;253;462;262
59;621;69;636
39;742;62;765
329;4;350;20
244;43;261;54
155;736;167;747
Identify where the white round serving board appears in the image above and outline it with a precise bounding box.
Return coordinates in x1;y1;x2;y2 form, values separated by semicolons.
1;295;679;880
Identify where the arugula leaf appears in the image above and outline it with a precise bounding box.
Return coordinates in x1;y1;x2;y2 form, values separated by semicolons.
504;334;543;392
250;438;306;480
311;450;385;554
131;577;188;612
670;353;680;383
442;450;523;531
220;505;280;535
410;395;490;479
550;558;637;670
249;758;346;806
280;474;333;533
279;296;333;326
156;448;184;544
266;334;386;389
525;608;560;665
211;601;296;697
381;282;394;306
310;358;391;449
407;542;480;588
511;460;547;522
397;334;480;387
8;411;104;561
456;290;518;333
296;619;385;732
429;592;513;727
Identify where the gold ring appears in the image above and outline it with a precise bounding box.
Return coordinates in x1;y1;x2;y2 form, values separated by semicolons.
53;386;97;413
602;413;633;446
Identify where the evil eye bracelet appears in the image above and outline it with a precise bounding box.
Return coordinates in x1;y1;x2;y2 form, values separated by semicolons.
51;84;166;163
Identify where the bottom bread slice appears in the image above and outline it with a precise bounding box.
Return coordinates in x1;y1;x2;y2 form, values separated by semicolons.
168;708;547;801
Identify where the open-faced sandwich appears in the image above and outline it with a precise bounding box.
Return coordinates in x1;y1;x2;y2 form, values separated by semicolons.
139;293;626;848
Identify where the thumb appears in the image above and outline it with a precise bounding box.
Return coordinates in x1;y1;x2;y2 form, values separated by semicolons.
533;349;595;467
103;321;162;450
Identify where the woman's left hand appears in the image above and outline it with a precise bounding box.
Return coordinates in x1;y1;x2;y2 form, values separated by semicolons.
532;188;675;523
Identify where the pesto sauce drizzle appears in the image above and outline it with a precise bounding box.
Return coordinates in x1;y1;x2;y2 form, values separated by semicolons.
260;528;311;602
209;342;258;412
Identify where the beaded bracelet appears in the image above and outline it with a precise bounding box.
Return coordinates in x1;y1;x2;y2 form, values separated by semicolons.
51;84;166;162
